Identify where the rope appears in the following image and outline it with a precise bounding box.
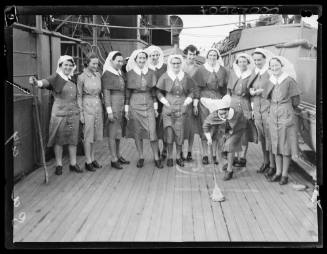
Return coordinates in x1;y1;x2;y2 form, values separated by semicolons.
5;80;34;95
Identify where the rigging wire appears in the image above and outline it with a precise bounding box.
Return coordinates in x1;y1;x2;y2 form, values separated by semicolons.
51;17;262;30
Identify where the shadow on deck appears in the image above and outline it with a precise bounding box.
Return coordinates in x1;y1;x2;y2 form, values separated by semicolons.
13;136;318;242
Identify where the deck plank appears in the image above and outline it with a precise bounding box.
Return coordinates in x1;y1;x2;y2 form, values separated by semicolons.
157;165;176;241
12;138;318;242
145;167;170;241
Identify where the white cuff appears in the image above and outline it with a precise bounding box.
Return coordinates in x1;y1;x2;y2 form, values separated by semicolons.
193;99;199;107
106;107;113;114
183;97;192;106
154;102;158;110
204;133;211;140
124;105;129;112
251;102;254;110
37;80;43;87
159;97;169;106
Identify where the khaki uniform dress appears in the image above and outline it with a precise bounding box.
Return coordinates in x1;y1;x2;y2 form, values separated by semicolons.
42;73;80;147
77;69;103;143
156;72;195;145
265;76;301;156
125;69;158;141
101;70;127;139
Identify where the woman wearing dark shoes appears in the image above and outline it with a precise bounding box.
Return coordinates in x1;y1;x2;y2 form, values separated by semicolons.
77;52;103;172
181;45;201;162
265;56;301;185
227;53;258;168
125;49;163;169
156;54;196;168
192;48;229;165
102;51;130;170
248;48;276;174
145;45;168;161
203;95;248;181
29;55;82;175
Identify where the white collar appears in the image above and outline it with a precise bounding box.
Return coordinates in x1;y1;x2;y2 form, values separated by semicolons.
234;67;252;79
204;62;220;73
148;61;163;71
255;66;268;76
167;70;185;82
105;65;122;76
269;71;289;85
133;65;149;75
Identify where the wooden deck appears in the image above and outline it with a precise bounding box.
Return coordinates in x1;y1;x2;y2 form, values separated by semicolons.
13;136;318;242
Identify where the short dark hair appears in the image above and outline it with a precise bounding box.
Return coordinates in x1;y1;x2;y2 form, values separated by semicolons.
134;51;148;61
269;57;284;67
183;45;199;55
236;56;250;64
252;51;266;59
59;58;75;67
112;52;123;61
84;52;98;67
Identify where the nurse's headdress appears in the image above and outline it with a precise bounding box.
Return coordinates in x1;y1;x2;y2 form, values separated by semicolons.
126;49;149;73
268;55;297;81
102;51;123;75
56;55;76;80
167;54;184;81
145;45;164;70
206;48;224;66
232;53;255;78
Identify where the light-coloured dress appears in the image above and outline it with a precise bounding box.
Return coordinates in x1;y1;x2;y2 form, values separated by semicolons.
77;69;103;143
265;76;301;156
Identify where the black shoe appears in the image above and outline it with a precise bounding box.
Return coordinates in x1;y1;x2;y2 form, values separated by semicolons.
111;161;123;170
232;157;239;166
167;158;173;167
180;152;185;161
55;165;63;175
202;156;209;165
186;152;193;162
69;164;83;173
213;156;218;165
161;149;167;160
223;171;233;181
92;160;102;168
136;159;144;168
265;167;276;178
279;176;288;185
118;156;130;164
154;159;163;169
85;162;96;172
268;174;281;182
176;158;184;167
257;163;269;173
234;157;246;167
